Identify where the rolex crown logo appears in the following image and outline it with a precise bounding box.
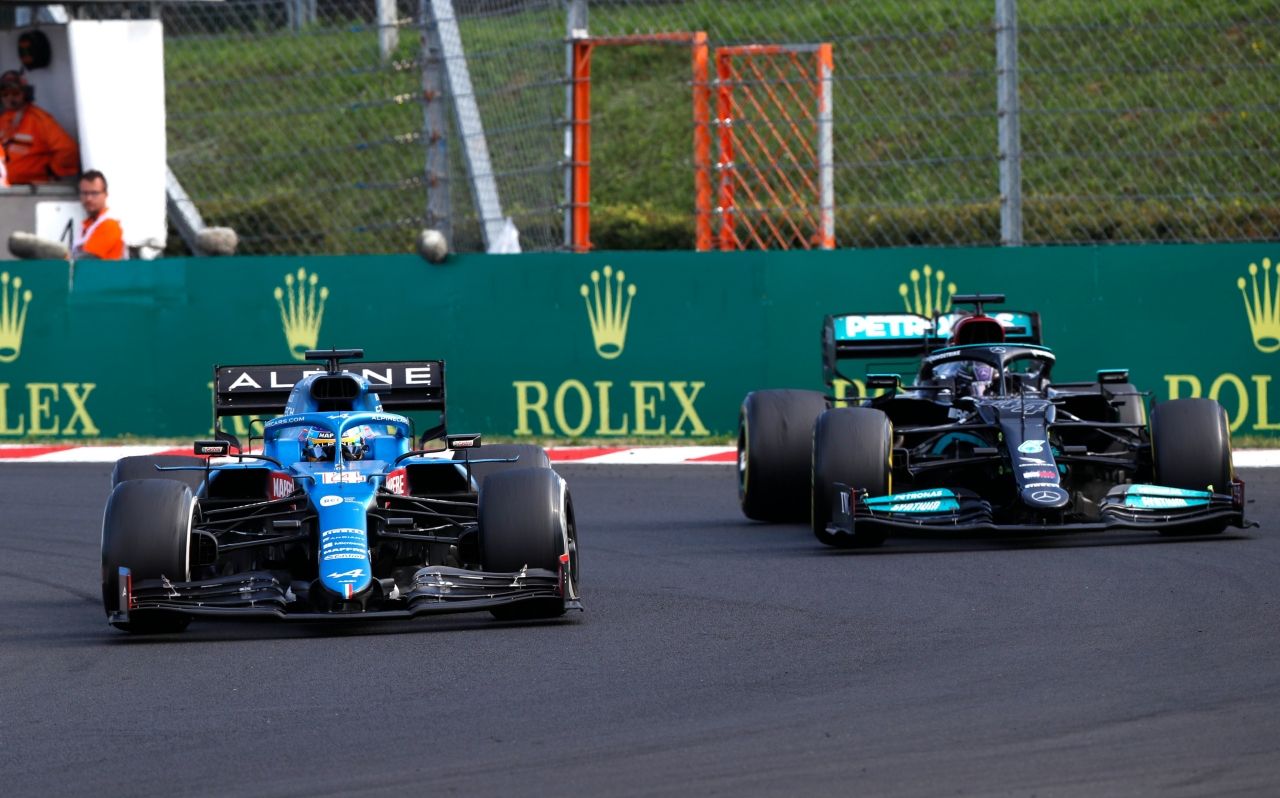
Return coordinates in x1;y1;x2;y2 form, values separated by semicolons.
580;265;636;360
274;267;329;361
898;264;956;317
0;271;32;364
1237;257;1280;354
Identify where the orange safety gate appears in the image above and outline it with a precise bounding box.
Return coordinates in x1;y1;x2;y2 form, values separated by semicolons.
716;43;834;251
569;35;832;252
569;32;711;253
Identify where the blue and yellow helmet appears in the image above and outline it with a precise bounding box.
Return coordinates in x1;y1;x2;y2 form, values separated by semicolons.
303;428;366;462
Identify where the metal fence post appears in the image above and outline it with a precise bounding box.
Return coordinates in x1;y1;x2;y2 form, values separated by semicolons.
422;0;450;244
378;0;399;64
996;0;1022;246
564;0;588;250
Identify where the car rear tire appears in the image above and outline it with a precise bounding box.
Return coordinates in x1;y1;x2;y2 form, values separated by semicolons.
457;443;551;489
101;479;196;633
111;455;206;492
812;407;892;548
1151;398;1233;536
479;467;577;620
738;389;828;522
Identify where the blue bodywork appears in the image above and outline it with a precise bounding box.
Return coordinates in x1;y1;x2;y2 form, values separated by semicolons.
104;351;580;628
224;373;417;601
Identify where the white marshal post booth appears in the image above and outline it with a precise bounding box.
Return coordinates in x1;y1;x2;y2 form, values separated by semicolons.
0;3;166;259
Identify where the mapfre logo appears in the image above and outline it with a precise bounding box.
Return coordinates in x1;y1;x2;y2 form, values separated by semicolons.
0;271;32;363
898;264;957;317
580;265;636;360
273;267;329;361
1237;256;1280;353
385;468;407;495
269;471;294;499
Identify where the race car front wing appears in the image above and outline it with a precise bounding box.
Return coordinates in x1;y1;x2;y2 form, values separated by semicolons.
826;481;1251;540
109;564;581;624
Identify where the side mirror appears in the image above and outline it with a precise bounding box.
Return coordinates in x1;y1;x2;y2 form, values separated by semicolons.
447;434;482;451
866;373;902;394
193;440;230;457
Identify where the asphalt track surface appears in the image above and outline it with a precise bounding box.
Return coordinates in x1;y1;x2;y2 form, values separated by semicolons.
3;463;1280;797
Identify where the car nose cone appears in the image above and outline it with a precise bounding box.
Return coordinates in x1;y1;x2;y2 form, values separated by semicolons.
1021;485;1070;509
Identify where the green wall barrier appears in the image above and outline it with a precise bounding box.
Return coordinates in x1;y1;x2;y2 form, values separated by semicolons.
3;244;1278;440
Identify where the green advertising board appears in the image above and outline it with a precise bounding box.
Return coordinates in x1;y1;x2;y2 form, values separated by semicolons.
3;243;1277;440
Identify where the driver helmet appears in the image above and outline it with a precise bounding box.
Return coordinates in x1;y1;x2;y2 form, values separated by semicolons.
967;362;996;396
303;428;367;462
949;315;1005;347
947;315;1003;397
935;358;996;397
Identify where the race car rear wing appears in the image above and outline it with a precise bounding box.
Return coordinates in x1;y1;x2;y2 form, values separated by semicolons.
822;308;1042;386
213;352;449;449
213;359;447;417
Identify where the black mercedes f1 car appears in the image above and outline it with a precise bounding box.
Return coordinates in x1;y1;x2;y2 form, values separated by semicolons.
101;349;580;633
737;294;1250;547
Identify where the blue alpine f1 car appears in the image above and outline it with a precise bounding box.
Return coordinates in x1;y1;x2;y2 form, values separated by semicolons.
101;349;580;633
737;294;1251;547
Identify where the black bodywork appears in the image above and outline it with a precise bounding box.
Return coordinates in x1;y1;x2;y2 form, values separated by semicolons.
834;347;1243;537
739;294;1251;546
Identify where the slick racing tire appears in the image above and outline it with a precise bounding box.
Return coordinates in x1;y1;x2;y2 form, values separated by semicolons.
738;389;828;522
101;479;196;634
1152;398;1232;492
112;455;206;492
479;467;577;620
457;444;551;489
1151;398;1233;536
811;407;892;549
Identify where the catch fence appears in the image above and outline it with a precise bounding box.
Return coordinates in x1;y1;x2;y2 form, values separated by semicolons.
150;0;1280;254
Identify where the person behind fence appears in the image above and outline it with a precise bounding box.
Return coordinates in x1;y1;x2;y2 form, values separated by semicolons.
0;70;79;185
72;170;126;260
